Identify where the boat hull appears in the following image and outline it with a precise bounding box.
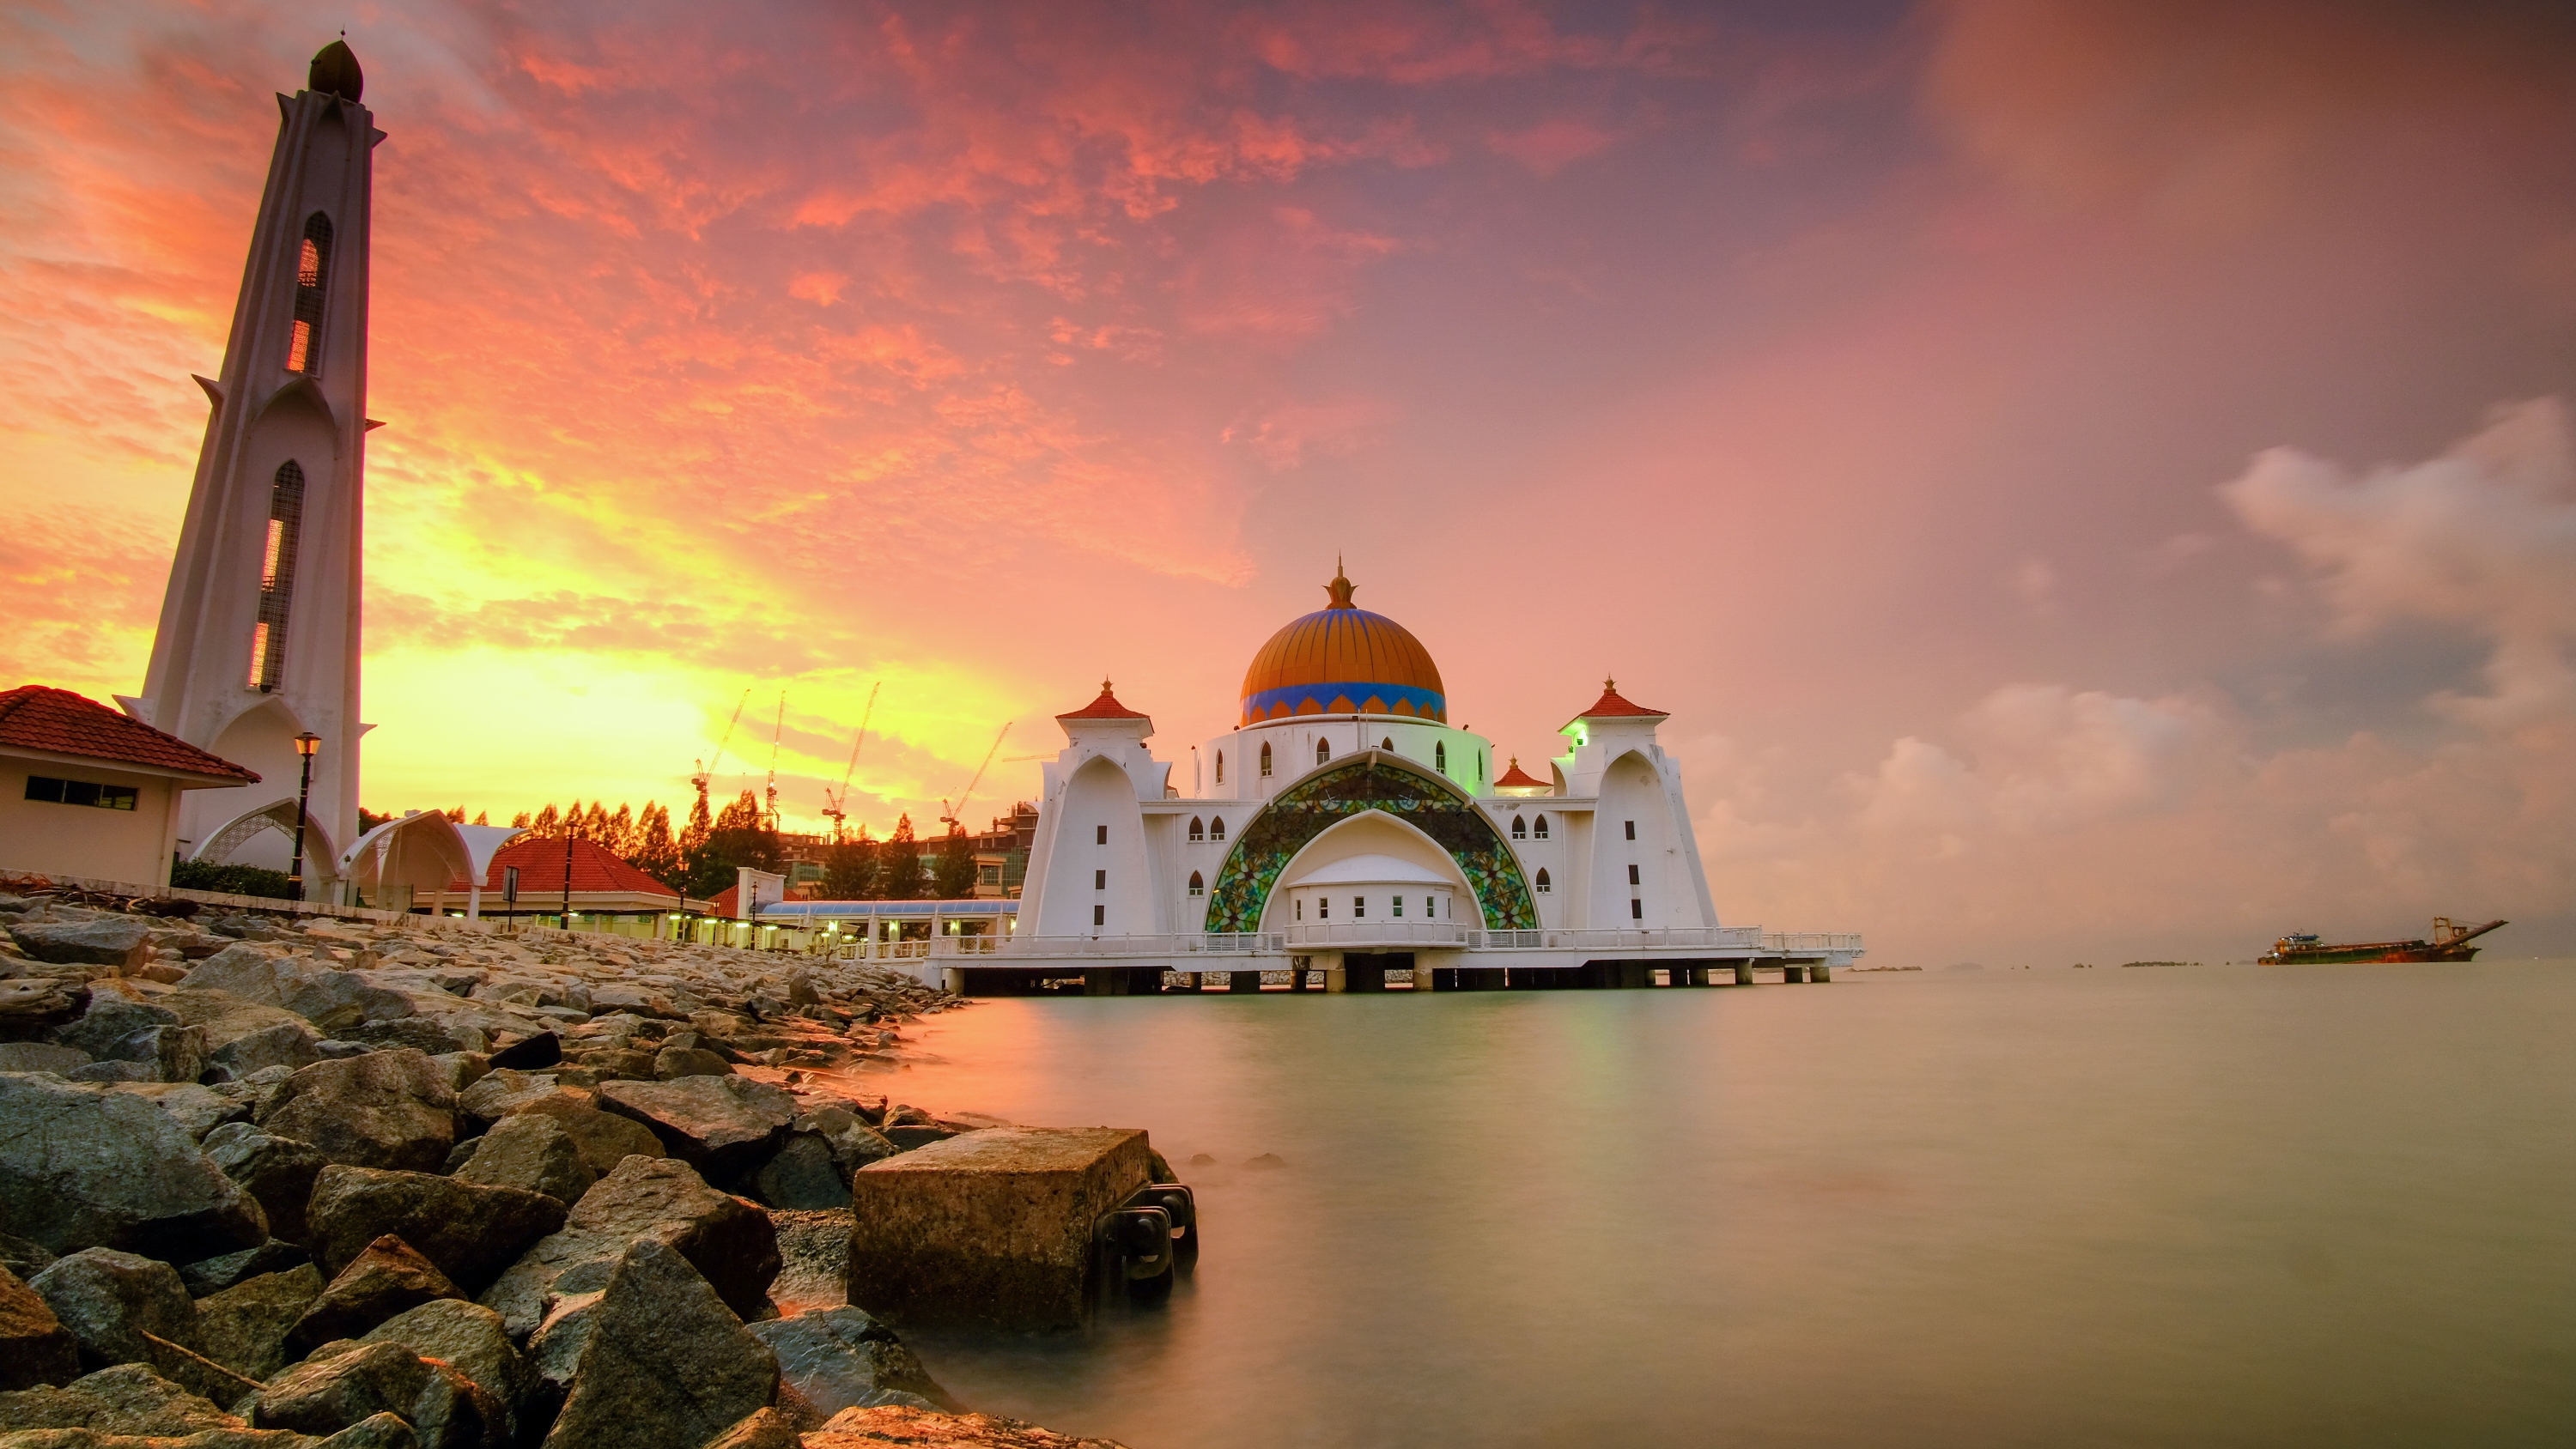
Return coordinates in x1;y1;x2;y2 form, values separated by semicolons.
2258;944;2482;964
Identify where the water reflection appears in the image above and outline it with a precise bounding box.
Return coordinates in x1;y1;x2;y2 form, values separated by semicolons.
841;967;2576;1448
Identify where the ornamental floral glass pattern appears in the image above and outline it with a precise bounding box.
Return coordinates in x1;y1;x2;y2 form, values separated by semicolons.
1202;755;1538;931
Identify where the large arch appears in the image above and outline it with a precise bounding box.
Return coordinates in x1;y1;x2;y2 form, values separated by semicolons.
1203;749;1537;931
193;797;340;890
1255;809;1474;934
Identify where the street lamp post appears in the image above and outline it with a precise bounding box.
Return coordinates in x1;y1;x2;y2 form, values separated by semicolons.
287;732;321;902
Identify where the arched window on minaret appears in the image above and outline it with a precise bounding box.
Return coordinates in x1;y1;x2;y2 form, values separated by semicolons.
1535;868;1552;894
1534;815;1549;840
1188;817;1205;842
1209;816;1226;843
1510;815;1527;839
1215;750;1224;785
248;460;306;692
1436;741;1447;772
1188;870;1204;897
1315;738;1330;766
1260;742;1273;776
287;214;333;373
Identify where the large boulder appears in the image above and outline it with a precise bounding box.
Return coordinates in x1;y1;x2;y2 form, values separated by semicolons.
358;1300;527;1434
23;1247;258;1405
181;946;414;1035
450;1114;594;1207
747;1306;956;1417
99;1081;251;1142
453;1071;557;1127
0;1362;246;1439
597;1076;797;1182
202;1125;330;1246
0;1263;81;1390
8;916;151;969
179;1239;310;1297
288;1237;465;1354
193;1263;324;1381
256;1052;458;1173
532;1238;778;1449
513;1096;665;1178
161;990;324;1080
0;1041;91;1074
303;1169;566;1294
765;1210;850;1319
0;1073;267;1261
254;1341;430;1437
49;996;209;1084
799;1107;897;1180
479;1158;777;1340
750;1134;846;1210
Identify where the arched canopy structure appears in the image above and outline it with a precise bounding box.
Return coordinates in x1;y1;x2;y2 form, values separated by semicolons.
1203;749;1536;931
338;810;475;912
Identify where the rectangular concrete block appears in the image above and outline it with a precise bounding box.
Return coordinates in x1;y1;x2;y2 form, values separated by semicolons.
847;1126;1156;1331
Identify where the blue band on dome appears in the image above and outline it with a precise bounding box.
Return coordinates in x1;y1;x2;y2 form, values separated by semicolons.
1241;682;1447;721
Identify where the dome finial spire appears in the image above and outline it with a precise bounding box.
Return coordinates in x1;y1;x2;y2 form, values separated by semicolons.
1325;557;1356;609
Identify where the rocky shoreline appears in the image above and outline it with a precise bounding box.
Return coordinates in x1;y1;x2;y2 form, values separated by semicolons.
0;886;1132;1449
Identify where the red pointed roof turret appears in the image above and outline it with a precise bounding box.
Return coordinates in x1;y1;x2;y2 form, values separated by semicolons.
1493;756;1549;791
1562;676;1669;732
1056;678;1150;722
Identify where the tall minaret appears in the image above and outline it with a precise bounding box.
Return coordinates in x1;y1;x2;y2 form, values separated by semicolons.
124;39;380;896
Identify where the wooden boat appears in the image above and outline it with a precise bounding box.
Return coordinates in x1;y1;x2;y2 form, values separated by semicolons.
2258;918;2506;964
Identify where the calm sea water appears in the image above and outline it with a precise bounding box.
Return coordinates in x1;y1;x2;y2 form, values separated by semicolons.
842;963;2576;1448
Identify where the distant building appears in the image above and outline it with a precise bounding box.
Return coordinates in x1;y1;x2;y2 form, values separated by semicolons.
0;687;261;885
444;835;698;925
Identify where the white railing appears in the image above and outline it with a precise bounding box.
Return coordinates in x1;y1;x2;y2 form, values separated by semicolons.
1466;926;1766;951
976;932;1284;959
1761;932;1865;952
1282;922;1470;948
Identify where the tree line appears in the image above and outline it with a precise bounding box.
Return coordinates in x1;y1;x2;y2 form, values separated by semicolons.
493;792;981;901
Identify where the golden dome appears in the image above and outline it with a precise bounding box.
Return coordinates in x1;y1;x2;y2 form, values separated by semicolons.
308;38;363;102
1240;565;1446;725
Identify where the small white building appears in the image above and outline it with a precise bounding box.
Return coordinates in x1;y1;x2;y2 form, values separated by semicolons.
983;566;1861;991
0;687;260;886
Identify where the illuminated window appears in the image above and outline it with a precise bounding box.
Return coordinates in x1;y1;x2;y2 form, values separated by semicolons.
1188;817;1204;842
1209;816;1225;843
1188;870;1204;897
1510;815;1526;840
1315;738;1329;765
1534;815;1549;840
249;460;305;692
1260;743;1272;776
1535;869;1552;894
289;214;331;373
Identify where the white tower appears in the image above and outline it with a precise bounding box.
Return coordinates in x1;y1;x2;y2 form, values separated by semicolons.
123;39;380;896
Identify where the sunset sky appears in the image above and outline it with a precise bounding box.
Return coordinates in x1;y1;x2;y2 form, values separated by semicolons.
5;1;2573;964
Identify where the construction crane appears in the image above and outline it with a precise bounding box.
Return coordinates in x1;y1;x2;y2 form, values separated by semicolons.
761;693;786;830
820;682;880;844
939;723;1011;834
690;688;752;818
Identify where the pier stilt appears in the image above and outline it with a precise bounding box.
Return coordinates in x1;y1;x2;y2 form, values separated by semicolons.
1810;962;1831;983
1228;970;1261;993
1733;961;1756;985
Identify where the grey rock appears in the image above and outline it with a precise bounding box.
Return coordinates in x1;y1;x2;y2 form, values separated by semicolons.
210;1021;326;1081
0;1263;82;1389
349;1016;475;1057
797;1107;896;1180
0;1361;243;1437
65;1059;159;1082
425;1052;489;1094
534;1238;778;1449
763;1210;850;1318
750;1134;845;1210
479;1157;777;1340
256;1051;458;1173
453;1070;557;1126
359;1299;526;1430
178;1240;310;1297
597;1076;797;1181
651;1046;732;1080
323;1410;426;1447
0;1041;90;1073
161;989;324;1080
289;1236;464;1354
51;996;210;1083
317;1039;374;1059
452;1113;594;1206
303;1167;566;1294
99;1081;252;1142
0;1233;57;1280
181;946;415;1035
255;1340;430;1438
0;1072;267;1261
202;1125;329;1246
511;1096;664;1179
8;916;152;968
192;1263;323;1380
748;1305;957;1417
408;1354;510;1449
27;1247;201;1368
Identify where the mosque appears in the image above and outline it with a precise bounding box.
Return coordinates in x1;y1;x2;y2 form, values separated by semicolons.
985;565;1863;991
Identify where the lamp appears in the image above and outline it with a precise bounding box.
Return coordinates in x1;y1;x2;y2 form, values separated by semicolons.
287;732;321;902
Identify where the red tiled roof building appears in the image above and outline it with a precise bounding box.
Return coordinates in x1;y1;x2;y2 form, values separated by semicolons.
2;686;261;886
